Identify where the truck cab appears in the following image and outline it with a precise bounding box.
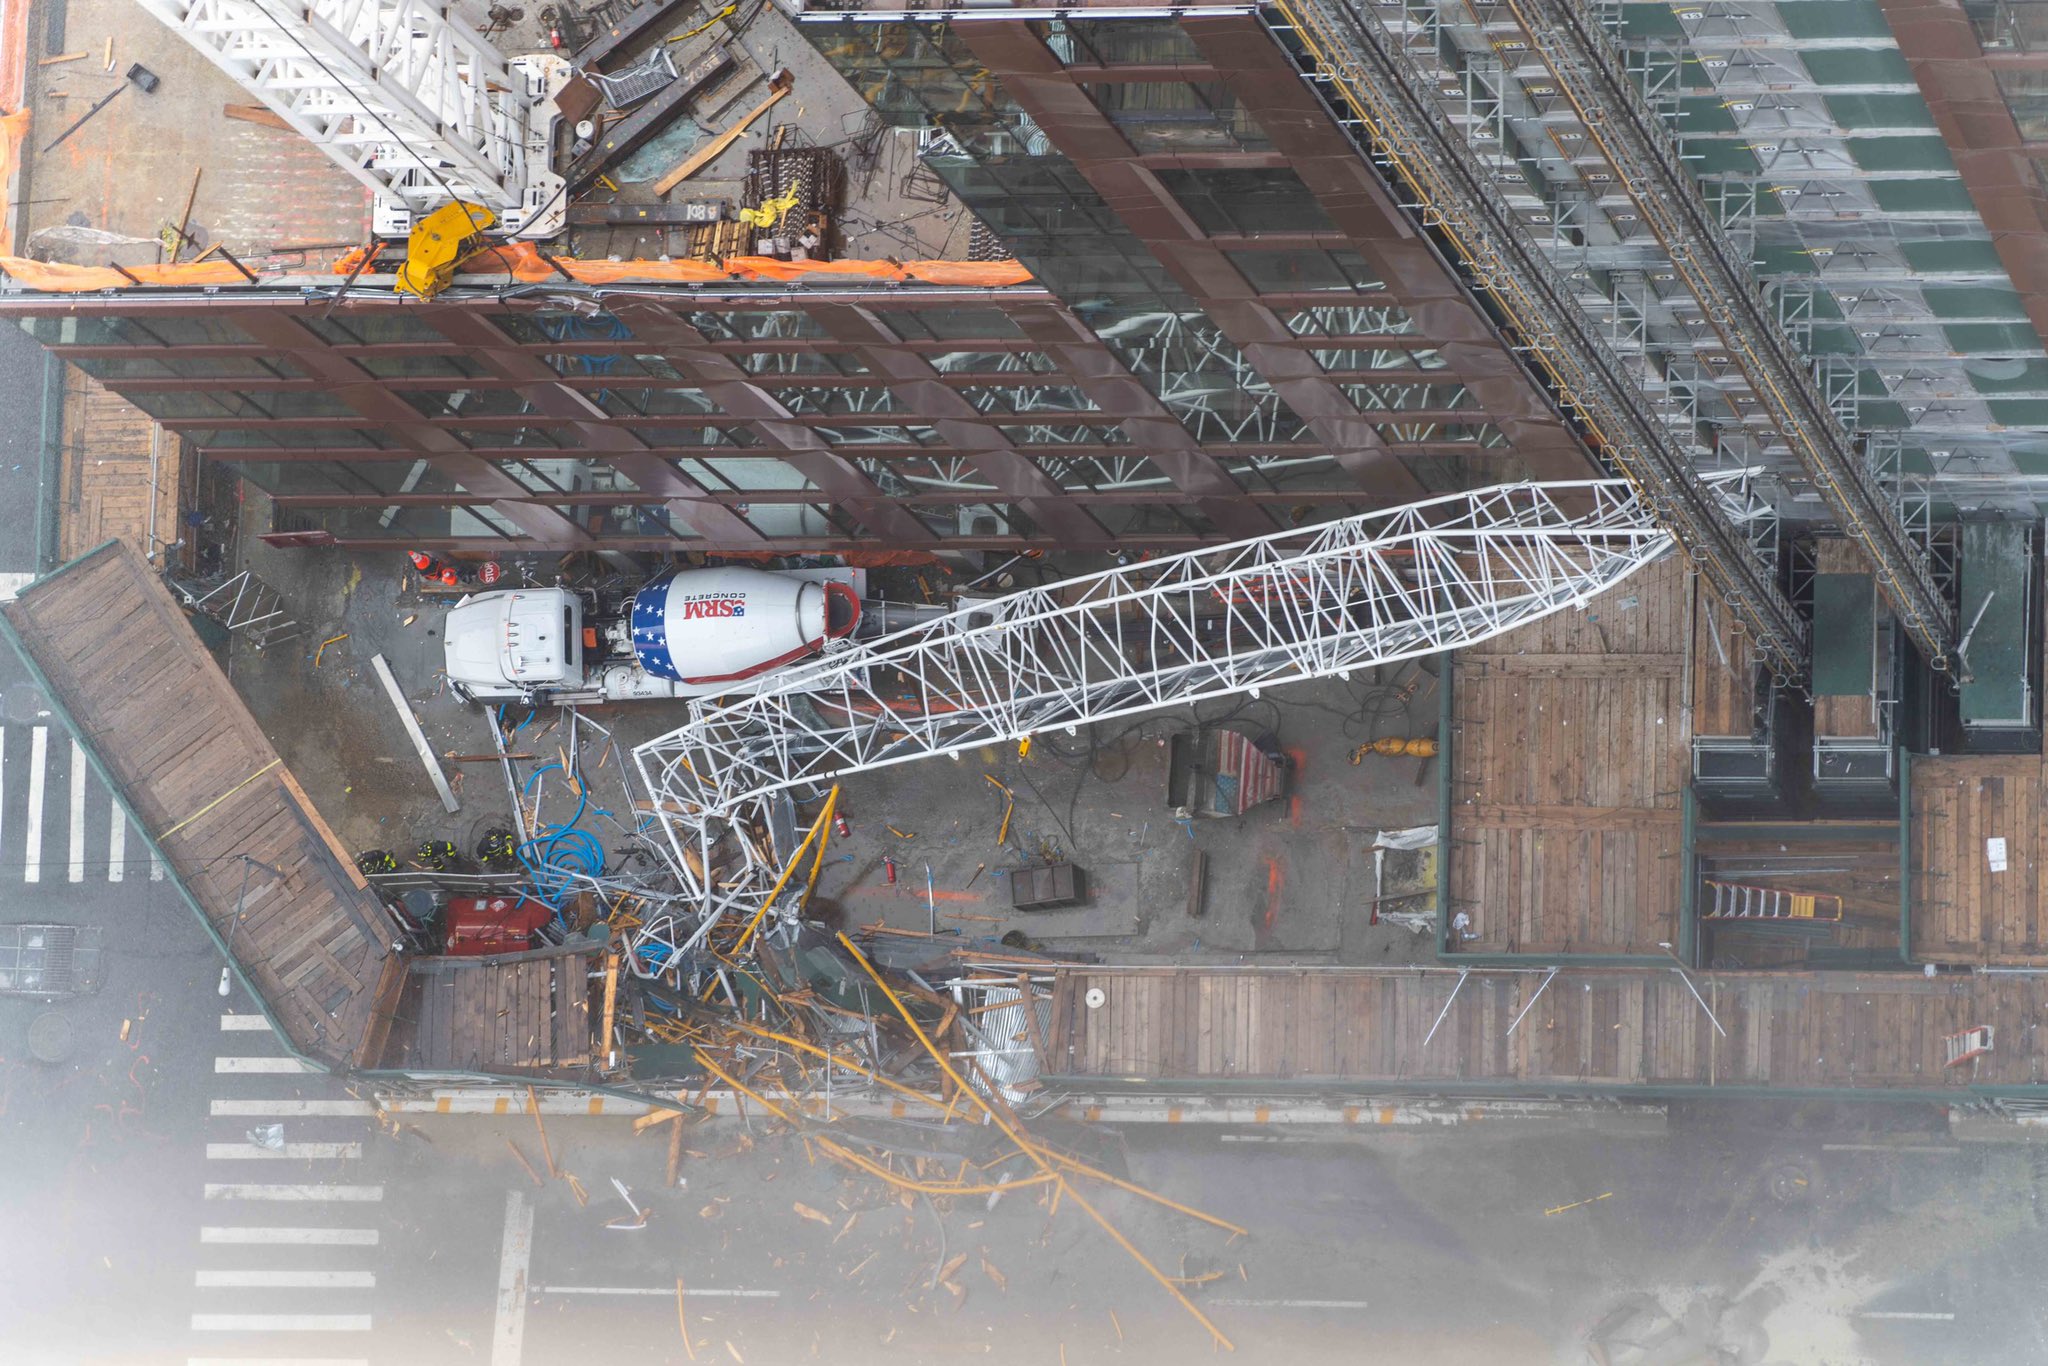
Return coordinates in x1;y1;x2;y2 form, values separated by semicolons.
443;587;583;701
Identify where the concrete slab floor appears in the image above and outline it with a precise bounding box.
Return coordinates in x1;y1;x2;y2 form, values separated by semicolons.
16;0;368;263
225;507;1443;964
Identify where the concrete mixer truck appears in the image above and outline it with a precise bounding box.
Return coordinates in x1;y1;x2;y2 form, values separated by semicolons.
442;564;866;705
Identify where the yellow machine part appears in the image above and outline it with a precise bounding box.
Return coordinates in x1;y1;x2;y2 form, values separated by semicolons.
1352;736;1439;762
737;191;801;230
395;201;497;299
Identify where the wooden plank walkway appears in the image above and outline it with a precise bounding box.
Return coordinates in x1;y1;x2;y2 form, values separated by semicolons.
2;543;397;1067
1046;965;2048;1094
388;948;595;1077
1448;558;1689;955
58;371;177;562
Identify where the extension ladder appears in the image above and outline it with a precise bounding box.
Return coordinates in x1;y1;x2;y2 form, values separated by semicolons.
1702;880;1843;922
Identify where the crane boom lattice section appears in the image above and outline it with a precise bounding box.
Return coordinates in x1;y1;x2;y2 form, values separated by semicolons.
134;0;567;234
627;479;1693;977
1263;0;1808;683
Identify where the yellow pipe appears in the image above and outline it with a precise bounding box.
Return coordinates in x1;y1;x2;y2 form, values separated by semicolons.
836;934;1236;1351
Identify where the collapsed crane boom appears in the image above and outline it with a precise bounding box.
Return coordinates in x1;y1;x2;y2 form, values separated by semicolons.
135;0;569;236
626;477;1722;977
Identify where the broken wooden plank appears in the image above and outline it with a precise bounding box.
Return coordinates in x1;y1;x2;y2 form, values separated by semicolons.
369;653;460;814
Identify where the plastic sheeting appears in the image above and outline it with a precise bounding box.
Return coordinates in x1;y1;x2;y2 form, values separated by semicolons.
0;256;253;290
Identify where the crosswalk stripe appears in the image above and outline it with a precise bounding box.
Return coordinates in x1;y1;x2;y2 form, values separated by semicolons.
219;1014;273;1032
24;724;44;883
204;1185;383;1202
195;1270;375;1289
108;796;124;882
151;843;165;881
68;737;85;882
0;725;7;863
216;1057;311;1074
189;1315;371;1332
207;1142;363;1161
200;1227;379;1246
211;1099;374;1118
187;1359;368;1365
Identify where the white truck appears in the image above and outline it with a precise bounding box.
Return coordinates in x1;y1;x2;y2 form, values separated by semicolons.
443;565;865;704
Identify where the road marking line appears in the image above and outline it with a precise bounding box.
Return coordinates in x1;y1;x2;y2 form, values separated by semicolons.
536;1287;783;1298
211;1099;375;1118
203;1185;383;1202
219;1014;272;1032
1822;1144;1960;1155
107;794;124;881
190;1315;371;1332
1856;1311;1956;1321
207;1142;362;1160
492;1190;534;1366
216;1057;311;1073
196;1270;375;1289
24;724;45;883
0;572;32;601
188;1360;368;1365
1;725;7;863
200;1227;379;1246
150;841;164;881
1209;1299;1372;1310
67;737;84;882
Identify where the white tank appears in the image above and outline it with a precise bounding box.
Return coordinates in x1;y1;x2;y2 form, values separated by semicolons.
625;566;860;687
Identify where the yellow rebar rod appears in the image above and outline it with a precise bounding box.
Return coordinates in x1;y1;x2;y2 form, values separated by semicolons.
836;934;1235;1351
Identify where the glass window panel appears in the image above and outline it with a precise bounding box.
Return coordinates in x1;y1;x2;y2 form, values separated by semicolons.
1153;167;1334;235
185;426;383;450
880;307;1026;342
1225;248;1384;294
486;310;635;345
356;353;488;379
996;422;1131;445
70;354;308;380
452;426;564;449
814;424;944;447
1034;17;1203;66
1341;383;1473;411
1375;421;1507;446
302;313;449;346
957;384;1098;415
686;309;829;342
929;350;1054;374
1313;345;1448;371
596;388;720;417
735;501;855;539
773;386;904;416
677;457;820;493
730;350;868;376
636;424;755;448
1284;305;1418;337
399;388;537;419
1084;81;1270;154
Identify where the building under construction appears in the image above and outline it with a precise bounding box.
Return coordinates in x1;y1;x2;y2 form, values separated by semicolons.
10;0;2048;1137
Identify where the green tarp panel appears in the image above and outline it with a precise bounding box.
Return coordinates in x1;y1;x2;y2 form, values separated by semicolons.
1959;522;2033;728
1812;573;1874;697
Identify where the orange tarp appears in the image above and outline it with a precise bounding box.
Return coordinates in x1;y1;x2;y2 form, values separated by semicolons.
0;256;251;290
449;243;1032;288
0;234;1036;293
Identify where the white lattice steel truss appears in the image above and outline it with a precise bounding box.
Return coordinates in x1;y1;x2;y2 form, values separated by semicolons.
626;477;1717;979
134;0;567;234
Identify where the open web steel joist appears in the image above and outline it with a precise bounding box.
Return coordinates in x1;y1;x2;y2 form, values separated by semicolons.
133;0;568;235
627;477;1730;976
1261;0;1808;684
1431;0;1958;671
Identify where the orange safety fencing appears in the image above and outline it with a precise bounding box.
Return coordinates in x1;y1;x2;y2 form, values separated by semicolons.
0;235;1034;293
